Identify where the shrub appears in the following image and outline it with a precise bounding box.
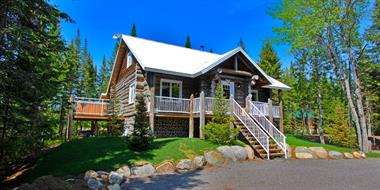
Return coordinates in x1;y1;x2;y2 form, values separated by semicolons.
126;94;154;151
203;83;239;145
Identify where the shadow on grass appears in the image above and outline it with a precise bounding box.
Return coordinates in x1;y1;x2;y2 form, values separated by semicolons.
19;137;179;183
127;170;208;190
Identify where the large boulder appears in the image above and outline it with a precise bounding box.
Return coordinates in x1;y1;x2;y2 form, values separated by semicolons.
193;156;206;168
109;171;123;184
176;159;193;171
84;170;98;181
309;147;328;159
110;184;121;190
217;146;236;162
231;146;248;161
155;161;175;173
329;151;343;159
204;151;225;166
18;176;74;190
295;146;315;159
87;178;103;190
116;165;131;178
286;144;292;159
244;145;255;160
131;163;156;176
343;152;354;159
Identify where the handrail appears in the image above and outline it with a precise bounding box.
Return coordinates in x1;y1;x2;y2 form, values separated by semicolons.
249;101;287;158
231;99;270;159
154;96;190;113
73;97;110;116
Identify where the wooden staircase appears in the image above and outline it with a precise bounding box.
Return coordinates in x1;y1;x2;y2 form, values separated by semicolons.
235;120;285;159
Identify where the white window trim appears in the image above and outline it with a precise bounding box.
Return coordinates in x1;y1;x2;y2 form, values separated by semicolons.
159;79;183;98
128;83;136;104
126;52;132;68
221;80;234;98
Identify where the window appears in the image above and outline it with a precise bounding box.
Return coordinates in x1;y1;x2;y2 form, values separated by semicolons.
126;52;132;68
128;83;136;104
221;80;234;98
160;79;182;98
250;89;259;101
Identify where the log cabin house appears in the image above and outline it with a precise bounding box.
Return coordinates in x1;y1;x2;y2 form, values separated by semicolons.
67;35;291;159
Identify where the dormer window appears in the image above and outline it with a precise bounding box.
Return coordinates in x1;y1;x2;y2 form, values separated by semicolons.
126;52;132;68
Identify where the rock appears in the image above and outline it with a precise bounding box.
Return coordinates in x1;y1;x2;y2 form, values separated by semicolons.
231;146;248;160
176;159;193;170
204;151;225;166
344;152;354;159
309;147;328;159
244;145;255;160
87;178;103;190
111;184;120;190
329;151;343;159
359;151;366;158
353;151;362;159
109;171;123;184
131;163;156;176
155;161;175;173
116;165;131;178
217;146;236;162
295;146;315;159
286;144;292;158
193;156;206;168
99;173;109;184
84;170;98;181
18;176;74;190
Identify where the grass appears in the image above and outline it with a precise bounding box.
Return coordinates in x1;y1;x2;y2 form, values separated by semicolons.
23;137;221;181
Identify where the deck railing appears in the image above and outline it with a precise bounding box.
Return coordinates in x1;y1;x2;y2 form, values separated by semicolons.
74;97;110;116
249;101;287;158
154;96;191;113
252;101;280;118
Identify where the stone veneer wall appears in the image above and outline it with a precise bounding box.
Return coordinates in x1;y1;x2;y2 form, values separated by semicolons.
154;118;190;137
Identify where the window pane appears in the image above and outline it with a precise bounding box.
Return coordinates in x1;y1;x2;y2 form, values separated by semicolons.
222;84;230;98
161;82;170;97
172;83;180;98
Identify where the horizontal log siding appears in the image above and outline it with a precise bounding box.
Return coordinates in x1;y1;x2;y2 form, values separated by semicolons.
153;73;196;98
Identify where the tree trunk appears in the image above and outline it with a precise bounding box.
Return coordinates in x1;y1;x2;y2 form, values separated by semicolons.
317;82;325;144
366;98;372;137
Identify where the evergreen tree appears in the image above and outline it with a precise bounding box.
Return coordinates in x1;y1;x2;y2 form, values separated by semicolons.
258;40;282;79
238;37;248;52
185;35;192;48
130;23;137;37
209;48;214;53
97;55;109;94
126;94;154;151
83;53;97;97
107;86;123;135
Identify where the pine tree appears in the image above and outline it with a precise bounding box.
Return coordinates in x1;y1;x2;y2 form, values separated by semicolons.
238;37;247;52
126;94;154;151
130;23;137;37
209;48;213;53
83;53;97;97
97;55;108;94
185;35;191;48
258;40;282;79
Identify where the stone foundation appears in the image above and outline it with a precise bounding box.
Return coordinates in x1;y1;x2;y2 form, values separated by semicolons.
154;118;192;137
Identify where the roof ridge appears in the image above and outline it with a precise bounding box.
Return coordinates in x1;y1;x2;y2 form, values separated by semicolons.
122;34;222;56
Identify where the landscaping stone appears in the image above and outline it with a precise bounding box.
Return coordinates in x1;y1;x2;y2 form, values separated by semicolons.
87;178;103;190
353;151;362;159
84;170;98;181
131;163;156;176
111;183;121;190
116;165;131;178
344;152;354;159
99;173;109;184
18;176;75;190
295;146;315;159
286;144;292;158
309;147;328;159
109;171;123;184
176;159;193;170
231;146;248;161
204;151;225;166
359;151;366;158
155;161;175;173
217;146;236;162
193;156;206;168
244;145;255;160
328;151;343;159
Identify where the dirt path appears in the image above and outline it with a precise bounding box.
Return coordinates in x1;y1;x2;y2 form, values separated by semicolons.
126;159;380;190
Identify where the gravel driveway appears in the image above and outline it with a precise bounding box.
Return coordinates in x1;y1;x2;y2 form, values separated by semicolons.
126;159;380;190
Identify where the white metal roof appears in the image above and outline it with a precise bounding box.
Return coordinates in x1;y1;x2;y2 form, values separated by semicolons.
120;35;290;90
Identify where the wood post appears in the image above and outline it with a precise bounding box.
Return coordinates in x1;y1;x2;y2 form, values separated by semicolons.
149;87;155;132
65;96;74;142
189;94;194;138
279;90;284;133
268;98;274;136
199;91;205;139
245;94;252;112
230;95;235;129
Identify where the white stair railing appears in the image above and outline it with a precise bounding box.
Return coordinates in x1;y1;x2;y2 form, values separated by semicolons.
231;99;270;159
249;101;287;158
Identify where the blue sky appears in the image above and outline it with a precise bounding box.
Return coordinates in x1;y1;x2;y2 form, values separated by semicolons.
50;0;373;70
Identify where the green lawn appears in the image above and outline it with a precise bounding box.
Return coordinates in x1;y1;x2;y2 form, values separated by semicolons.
24;137;220;181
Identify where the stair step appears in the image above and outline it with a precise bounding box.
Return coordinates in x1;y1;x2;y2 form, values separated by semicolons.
260;152;285;158
254;144;278;149
257;148;283;153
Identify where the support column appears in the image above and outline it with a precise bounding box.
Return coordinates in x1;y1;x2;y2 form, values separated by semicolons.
189;94;194;138
149;87;155;132
65;96;74;142
279;90;284;133
245;94;252;112
230;95;235;129
268;98;274;136
199;91;205;139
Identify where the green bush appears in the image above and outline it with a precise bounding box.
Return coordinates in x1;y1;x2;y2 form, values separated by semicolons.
203;83;239;145
126;94;154;151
